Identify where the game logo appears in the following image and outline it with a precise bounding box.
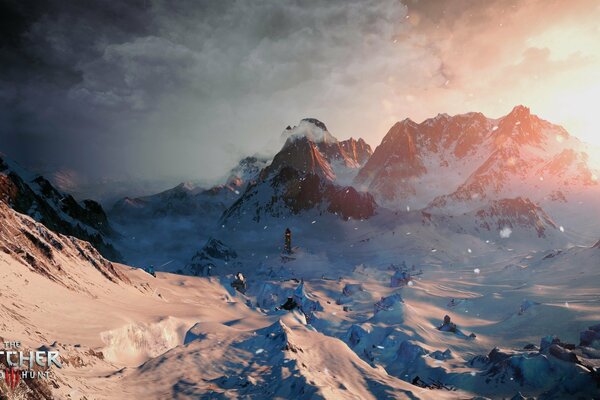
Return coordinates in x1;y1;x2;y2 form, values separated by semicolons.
0;341;61;391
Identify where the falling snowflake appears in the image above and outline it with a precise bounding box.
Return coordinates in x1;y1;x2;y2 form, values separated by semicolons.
255;349;265;354
559;226;565;233
377;345;385;349
467;248;472;253
539;177;544;182
565;302;570;308
234;190;240;195
474;268;481;274
406;205;411;212
492;126;498;131
311;220;316;224
515;121;521;126
499;227;512;239
431;249;437;253
407;281;414;286
470;371;477;376
264;225;268;230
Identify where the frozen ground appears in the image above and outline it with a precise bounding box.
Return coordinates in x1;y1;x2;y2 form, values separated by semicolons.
1;201;598;399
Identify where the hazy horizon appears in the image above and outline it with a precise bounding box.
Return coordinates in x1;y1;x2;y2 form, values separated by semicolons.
3;0;600;197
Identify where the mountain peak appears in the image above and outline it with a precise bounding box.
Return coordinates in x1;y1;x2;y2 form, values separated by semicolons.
301;118;328;131
283;118;338;145
508;105;531;117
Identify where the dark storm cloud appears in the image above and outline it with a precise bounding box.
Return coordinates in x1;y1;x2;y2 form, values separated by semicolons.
2;0;598;194
0;0;420;186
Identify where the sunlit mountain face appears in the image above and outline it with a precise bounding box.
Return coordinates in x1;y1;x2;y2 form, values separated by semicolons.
2;2;600;400
2;0;600;195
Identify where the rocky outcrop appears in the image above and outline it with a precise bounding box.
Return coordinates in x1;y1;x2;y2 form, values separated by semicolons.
0;155;120;260
0;201;129;288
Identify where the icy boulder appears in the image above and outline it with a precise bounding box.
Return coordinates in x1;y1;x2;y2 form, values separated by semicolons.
518;299;540;315
395;341;429;365
342;283;364;297
292;282;323;316
255;282;290;309
371;293;404;323
374;293;403;314
184;323;205;344
390;270;411;287
345;324;370;348
430;349;453;361
579;324;600;349
468;337;599;397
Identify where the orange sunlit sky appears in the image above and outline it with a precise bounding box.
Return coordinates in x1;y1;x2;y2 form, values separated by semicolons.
380;0;600;149
2;0;600;184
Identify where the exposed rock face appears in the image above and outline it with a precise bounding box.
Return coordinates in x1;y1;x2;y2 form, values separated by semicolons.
339;138;372;166
222;119;376;223
0;155;120;260
355;112;490;205
355;105;598;209
0;201;129;288
222;167;376;223
262;137;337;182
473;197;558;238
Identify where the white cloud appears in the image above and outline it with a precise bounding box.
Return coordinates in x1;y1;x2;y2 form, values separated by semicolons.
499;227;512;239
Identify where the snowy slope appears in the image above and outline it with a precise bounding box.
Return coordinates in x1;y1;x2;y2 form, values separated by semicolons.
0;202;449;400
356;106;599;219
221;119;376;225
0;154;121;260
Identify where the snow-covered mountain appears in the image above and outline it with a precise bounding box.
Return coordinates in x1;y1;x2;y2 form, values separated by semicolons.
422;196;564;244
279;118;372;184
108;156;269;271
356;106;599;213
0;154;121;260
111;156;269;219
222;119;376;223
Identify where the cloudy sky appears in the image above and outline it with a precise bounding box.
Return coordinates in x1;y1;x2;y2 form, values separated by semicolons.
2;0;600;194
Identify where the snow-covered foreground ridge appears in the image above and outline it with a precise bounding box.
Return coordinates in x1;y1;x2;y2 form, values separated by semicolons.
1;199;600;399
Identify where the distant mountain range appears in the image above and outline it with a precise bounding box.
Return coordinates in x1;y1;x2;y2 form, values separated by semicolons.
2;107;599;269
356;105;597;210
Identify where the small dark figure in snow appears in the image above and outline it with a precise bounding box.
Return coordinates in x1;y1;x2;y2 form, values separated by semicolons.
284;228;292;254
231;272;247;294
437;315;477;339
278;297;298;311
438;315;458;333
